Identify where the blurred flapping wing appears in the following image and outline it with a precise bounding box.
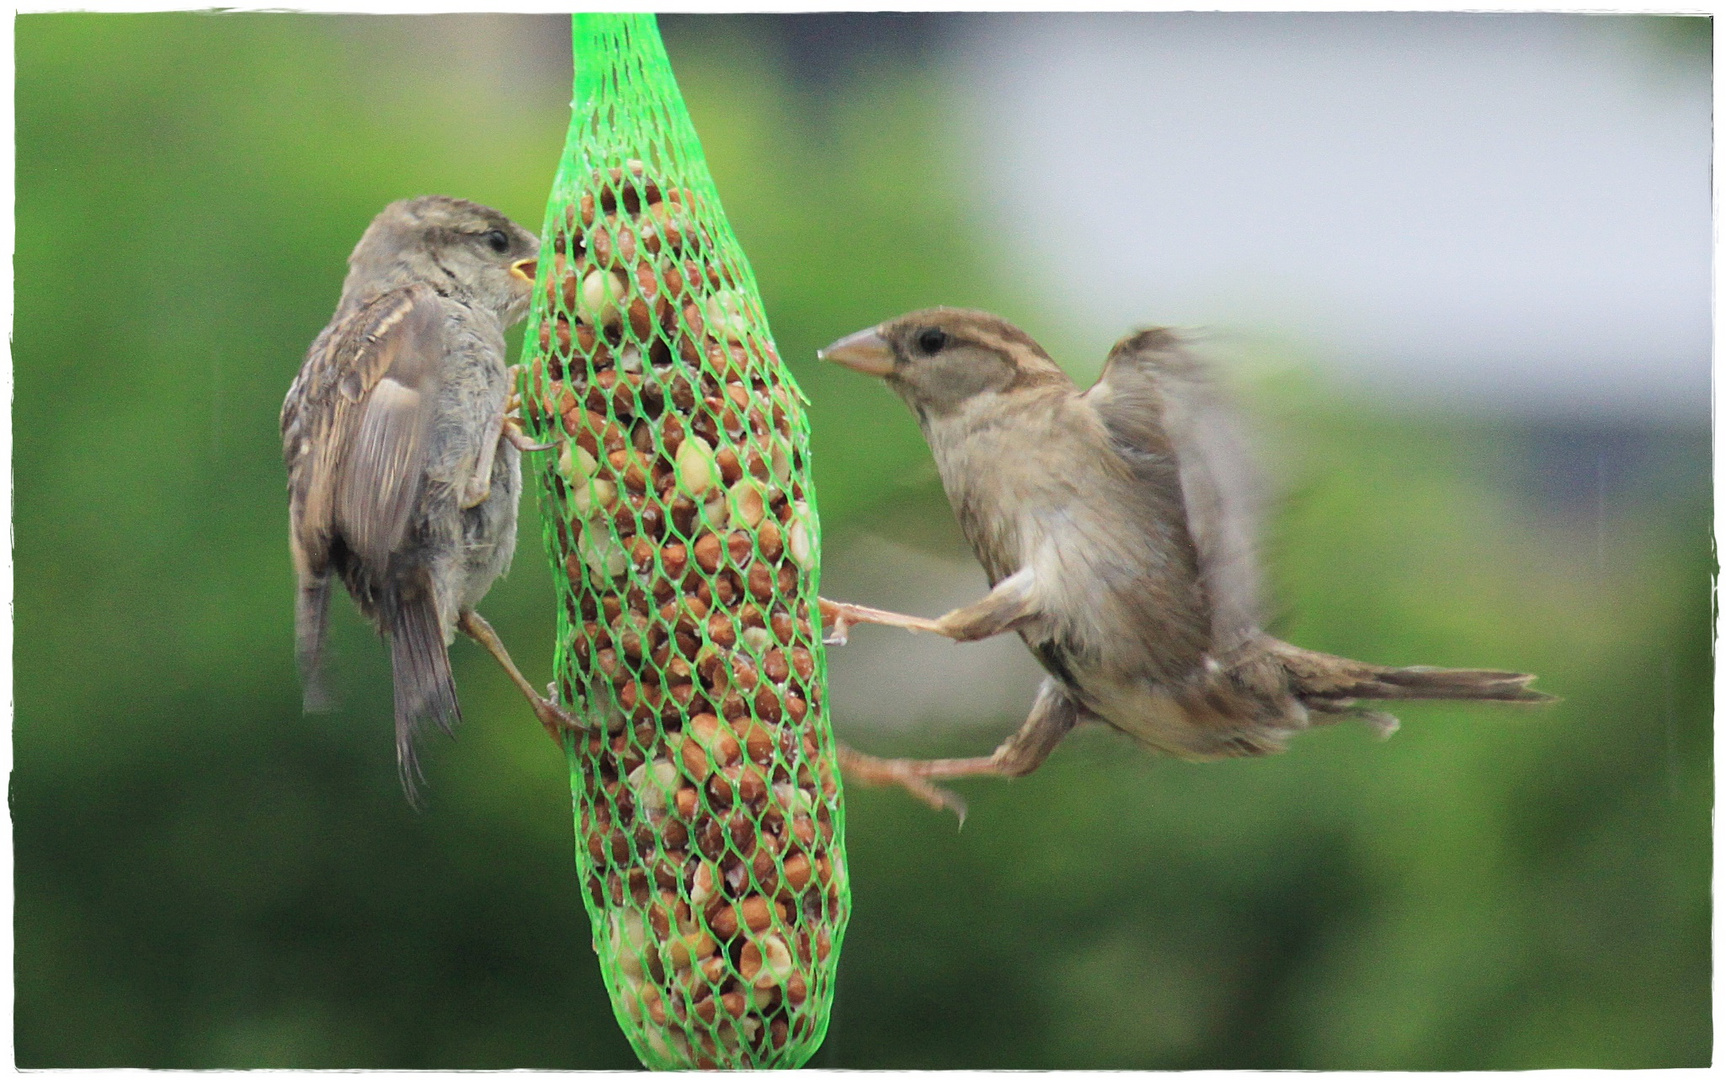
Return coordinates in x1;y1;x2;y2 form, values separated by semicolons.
1089;329;1266;654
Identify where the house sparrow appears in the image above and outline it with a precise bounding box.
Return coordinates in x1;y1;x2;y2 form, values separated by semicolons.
282;195;577;802
818;307;1552;815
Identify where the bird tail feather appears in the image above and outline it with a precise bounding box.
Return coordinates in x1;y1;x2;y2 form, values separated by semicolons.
296;575;337;713
387;583;461;805
1267;637;1555;706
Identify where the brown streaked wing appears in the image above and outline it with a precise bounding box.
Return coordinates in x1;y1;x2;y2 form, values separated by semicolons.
290;286;448;569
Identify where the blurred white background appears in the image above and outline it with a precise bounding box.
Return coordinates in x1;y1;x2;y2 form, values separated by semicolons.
952;13;1710;419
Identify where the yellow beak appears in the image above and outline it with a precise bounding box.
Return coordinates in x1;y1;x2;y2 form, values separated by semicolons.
510;257;538;283
817;326;894;377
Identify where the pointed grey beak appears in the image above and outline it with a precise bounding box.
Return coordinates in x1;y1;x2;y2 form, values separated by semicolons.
818;326;894;378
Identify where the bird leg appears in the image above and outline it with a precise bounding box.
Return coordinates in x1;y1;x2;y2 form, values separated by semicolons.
818;598;943;644
837;744;970;818
457;609;586;744
461;409;505;508
928;566;1039;642
838;678;1082;819
820;567;1039;646
465;391;558;509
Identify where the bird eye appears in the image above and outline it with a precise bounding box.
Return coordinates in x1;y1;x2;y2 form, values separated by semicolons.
917;327;947;355
483;229;510;254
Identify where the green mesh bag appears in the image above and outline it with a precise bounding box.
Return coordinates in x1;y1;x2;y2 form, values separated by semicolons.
515;13;848;1071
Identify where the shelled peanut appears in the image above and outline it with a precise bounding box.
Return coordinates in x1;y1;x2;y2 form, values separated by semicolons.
522;160;846;1070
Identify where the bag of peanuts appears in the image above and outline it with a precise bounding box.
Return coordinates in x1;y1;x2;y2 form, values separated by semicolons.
516;13;847;1071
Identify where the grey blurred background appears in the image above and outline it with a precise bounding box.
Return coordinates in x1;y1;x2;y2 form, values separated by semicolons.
953;13;1710;420
15;11;1710;1069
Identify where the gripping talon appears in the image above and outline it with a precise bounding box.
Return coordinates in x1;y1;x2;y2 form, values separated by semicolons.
903;775;967;823
536;696;582;738
534;685;585;746
838;745;968;822
503;416;556;453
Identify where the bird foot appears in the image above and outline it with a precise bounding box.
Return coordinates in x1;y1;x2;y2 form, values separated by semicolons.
500;376;557;452
818;597;945;645
503;414;556;453
837;744;968;823
457;609;586;746
534;682;586;744
821;600;852;646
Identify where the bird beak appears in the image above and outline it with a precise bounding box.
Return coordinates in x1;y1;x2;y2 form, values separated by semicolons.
818;326;894;378
510;258;538;283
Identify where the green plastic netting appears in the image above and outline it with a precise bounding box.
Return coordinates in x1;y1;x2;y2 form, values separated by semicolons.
515;13;848;1071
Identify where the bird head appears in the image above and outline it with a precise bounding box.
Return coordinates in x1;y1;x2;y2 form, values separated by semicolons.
819;307;1068;417
343;195;540;322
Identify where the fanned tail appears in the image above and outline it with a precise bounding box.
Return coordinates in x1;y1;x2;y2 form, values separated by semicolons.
387;582;461;806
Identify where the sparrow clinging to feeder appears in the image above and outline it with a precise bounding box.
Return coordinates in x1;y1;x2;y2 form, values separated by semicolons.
817;307;1552;814
282;195;577;802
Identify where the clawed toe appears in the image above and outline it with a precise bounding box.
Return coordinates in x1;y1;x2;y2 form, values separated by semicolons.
534;691;584;740
897;772;967;822
503;419;556;453
837;745;968;822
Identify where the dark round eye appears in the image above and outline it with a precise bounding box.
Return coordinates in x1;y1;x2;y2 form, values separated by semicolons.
916;327;947;355
483;228;510;254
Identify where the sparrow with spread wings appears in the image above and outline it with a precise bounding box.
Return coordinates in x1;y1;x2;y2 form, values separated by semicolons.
817;308;1553;815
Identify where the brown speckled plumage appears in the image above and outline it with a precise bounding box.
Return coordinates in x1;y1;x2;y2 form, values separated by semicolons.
282;196;544;800
820;308;1552;811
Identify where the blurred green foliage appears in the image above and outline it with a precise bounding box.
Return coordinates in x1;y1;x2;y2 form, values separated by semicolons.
14;12;1710;1069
